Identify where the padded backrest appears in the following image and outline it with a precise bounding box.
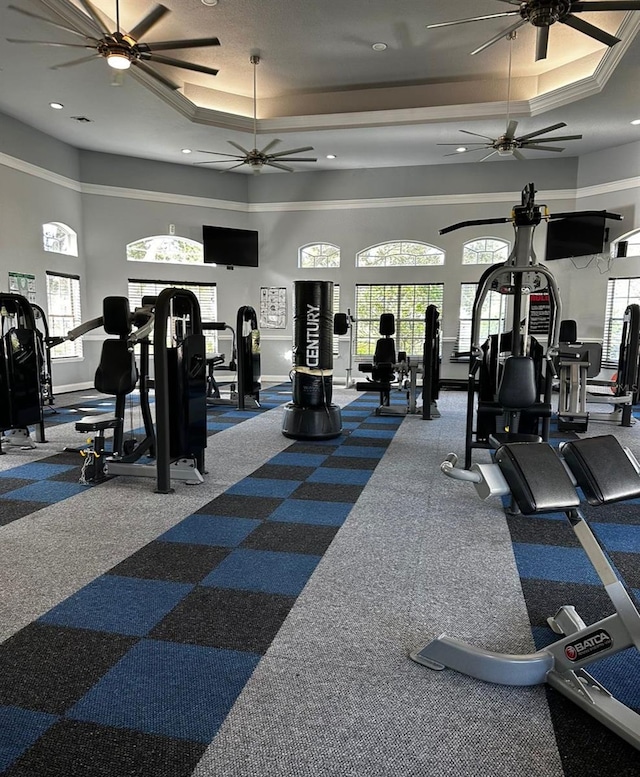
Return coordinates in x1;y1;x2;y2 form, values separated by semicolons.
374;337;396;366
379;313;395;337
94;339;137;396
333;313;349;336
495;442;580;515
561;435;640;505
103;296;132;337
498;356;537;409
559;319;578;344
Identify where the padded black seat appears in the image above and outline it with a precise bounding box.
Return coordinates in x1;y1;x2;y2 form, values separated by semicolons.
487;356;550;449
75;416;120;433
356;313;398;406
561;435;640;505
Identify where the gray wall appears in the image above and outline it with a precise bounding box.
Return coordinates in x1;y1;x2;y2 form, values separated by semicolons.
1;108;639;390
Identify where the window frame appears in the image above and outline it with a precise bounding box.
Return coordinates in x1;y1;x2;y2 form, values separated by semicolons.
354;283;444;357
299;242;341;269
46;271;83;358
126;235;204;265
356;240;445;268
602;277;640;368
462;237;510;265
42;222;78;257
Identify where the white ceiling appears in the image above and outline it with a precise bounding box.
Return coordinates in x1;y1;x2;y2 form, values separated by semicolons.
1;0;639;173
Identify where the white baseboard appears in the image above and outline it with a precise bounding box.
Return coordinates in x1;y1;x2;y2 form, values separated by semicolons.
55;382;95;394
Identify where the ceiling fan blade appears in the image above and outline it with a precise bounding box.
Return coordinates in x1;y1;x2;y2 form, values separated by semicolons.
426;10;519;29
530;134;583;142
140;37;220;52
513;149;526;161
521;144;565;151
562;14;620;46
50;53;102;68
470;18;528;55
571;1;640;10
459;129;496;141
76;0;112;36
143;53;219;76
505;120;518;139
266;161;295;172
516;122;567;141
269;157;317;162
6;39;94;47
128;4;169;41
478;150;499;162
269;146;314;158
437;142;488;146
259;138;281;154
131;59;179;90
195;150;244;158
221;162;250;172
7;5;90;39
535;26;550;61
228;140;251;155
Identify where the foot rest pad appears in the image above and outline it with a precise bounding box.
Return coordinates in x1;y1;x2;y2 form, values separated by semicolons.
75;415;121;433
561;434;640;505
495;442;580;515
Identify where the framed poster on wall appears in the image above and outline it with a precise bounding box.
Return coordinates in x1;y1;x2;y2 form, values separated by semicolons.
260;287;287;329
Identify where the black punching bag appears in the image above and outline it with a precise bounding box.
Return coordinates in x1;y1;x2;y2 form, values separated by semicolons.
282;280;342;440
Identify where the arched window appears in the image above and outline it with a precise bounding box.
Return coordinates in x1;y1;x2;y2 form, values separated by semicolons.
356;241;445;267
299;243;341;268
126;235;204;264
462;237;510;265
612;230;640;258
42;222;78;256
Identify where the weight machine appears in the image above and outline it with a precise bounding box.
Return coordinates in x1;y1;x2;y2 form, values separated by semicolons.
442;183;621;468
71;289;207;493
0;293;47;452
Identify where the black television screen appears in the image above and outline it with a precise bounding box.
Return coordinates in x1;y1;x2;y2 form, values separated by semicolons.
202;225;259;267
545;213;607;261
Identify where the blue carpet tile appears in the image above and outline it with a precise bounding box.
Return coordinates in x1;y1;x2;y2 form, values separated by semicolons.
0;390;403;776
506;417;640;774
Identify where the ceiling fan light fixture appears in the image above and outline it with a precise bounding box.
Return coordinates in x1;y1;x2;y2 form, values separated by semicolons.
107;52;131;70
497;146;514;156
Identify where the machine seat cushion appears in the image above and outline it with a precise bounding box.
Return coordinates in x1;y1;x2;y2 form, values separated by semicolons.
495;442;580;515
75;415;121;433
355;381;392;393
561;435;640;505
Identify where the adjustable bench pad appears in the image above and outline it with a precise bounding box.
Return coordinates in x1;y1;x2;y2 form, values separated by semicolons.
561;435;640;505
75;415;121;433
495;442;580;515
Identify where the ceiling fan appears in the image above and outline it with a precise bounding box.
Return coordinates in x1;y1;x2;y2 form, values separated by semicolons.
426;0;640;61
194;55;317;174
438;32;583;160
7;0;220;90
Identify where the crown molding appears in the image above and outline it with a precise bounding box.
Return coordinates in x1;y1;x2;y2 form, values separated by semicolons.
0;152;81;192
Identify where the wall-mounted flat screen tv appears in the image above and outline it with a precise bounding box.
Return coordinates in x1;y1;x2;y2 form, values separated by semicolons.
545;212;607;261
202;225;259;267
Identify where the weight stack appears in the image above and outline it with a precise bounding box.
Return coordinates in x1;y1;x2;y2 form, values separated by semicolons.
282;280;342;440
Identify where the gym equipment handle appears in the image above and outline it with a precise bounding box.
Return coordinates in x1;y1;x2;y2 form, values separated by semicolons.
440;453;483;483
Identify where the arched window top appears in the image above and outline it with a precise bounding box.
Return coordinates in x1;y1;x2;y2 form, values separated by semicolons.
356;241;445;268
43;222;78;256
613;229;640;258
299;242;341;268
126;235;204;264
462;237;510;265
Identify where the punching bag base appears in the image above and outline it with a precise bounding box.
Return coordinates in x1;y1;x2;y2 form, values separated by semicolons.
282;403;342;440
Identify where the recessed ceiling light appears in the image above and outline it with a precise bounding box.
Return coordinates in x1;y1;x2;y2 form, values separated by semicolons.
326;154;337;159
456;147;467;153
49;102;64;110
181;148;192;154
201;0;218;5
371;42;387;51
631;119;640;125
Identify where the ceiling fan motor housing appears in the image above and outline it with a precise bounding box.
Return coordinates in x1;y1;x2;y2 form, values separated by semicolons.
522;0;572;26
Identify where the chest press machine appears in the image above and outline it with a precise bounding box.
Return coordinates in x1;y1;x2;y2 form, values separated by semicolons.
411;434;640;750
